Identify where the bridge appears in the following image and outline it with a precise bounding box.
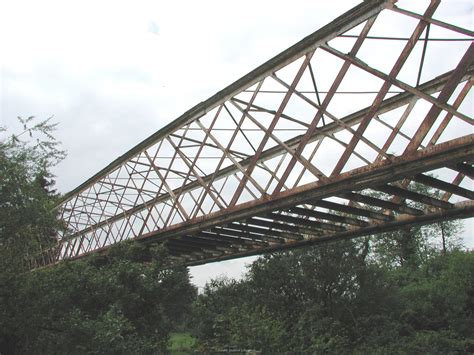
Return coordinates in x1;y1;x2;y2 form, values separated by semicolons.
31;0;474;268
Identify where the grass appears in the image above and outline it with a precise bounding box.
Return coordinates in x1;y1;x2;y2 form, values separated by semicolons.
168;332;197;354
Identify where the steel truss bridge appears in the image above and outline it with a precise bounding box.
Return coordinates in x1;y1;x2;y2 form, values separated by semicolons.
31;0;474;268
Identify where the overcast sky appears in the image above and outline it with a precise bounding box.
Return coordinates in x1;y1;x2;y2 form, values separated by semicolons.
1;0;472;288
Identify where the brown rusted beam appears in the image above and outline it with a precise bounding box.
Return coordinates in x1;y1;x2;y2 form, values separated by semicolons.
428;80;472;146
245;217;306;238
136;135;473;244
176;235;232;249
169;239;235;255
331;0;441;176
376;184;453;209
322;45;473;125
268;212;346;233
49;136;472;265
168;242;226;258
404;43;474;153
273;16;377;193
229;52;315;206
165;242;206;254
59;69;472;244
59;0;390;205
411;174;474;200
170;238;220;251
209;227;270;246
183;201;474;267
196;231;259;249
182;233;233;245
342;192;424;215
452;162;474;179
223;223;287;243
289;206;369;227
390;5;474;37
312;199;391;221
211;230;279;246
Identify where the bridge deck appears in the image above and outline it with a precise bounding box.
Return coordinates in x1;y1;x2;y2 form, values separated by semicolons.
30;0;474;268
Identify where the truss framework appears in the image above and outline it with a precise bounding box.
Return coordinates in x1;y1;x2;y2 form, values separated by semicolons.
30;0;473;268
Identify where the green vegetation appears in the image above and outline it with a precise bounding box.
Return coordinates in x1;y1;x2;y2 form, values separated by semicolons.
1;243;197;354
0;118;197;353
1;117;472;353
168;332;197;353
188;187;472;353
190;244;474;353
0;116;65;274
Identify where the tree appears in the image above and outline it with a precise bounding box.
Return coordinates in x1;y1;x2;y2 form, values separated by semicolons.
1;116;66;351
1;241;197;353
0;118;198;353
367;182;463;271
0;116;65;273
245;240;401;352
191;229;472;352
192;277;245;348
192;276;285;354
191;240;400;353
395;251;474;353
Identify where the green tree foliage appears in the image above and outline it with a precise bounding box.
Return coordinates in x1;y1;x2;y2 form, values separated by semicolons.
192;277;285;353
1;243;197;354
395;251;474;352
368;184;463;271
192;236;473;353
0;116;65;273
0;119;198;353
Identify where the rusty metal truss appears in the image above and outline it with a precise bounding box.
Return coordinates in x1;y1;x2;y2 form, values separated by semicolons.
30;0;474;268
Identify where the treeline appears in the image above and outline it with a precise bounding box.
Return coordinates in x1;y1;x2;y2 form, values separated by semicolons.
190;240;474;353
2;234;472;353
0;244;196;353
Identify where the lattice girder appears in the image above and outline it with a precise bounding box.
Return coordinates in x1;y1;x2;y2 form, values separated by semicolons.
30;0;474;268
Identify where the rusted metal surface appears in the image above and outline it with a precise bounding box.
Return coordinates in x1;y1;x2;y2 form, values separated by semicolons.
29;0;473;269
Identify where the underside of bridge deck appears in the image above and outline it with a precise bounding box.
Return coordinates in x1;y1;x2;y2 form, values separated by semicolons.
29;0;474;269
